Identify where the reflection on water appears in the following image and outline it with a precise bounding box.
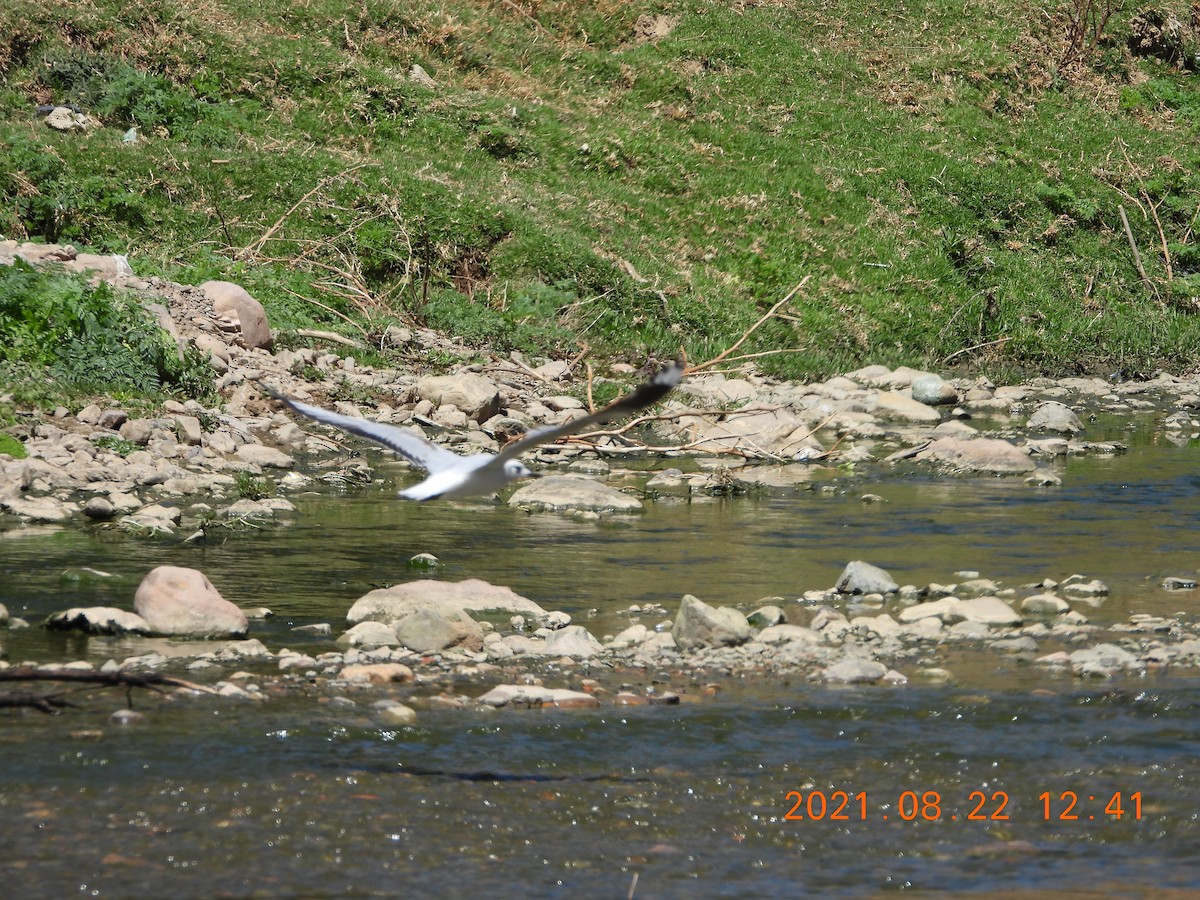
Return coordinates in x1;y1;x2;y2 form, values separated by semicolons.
1;432;1199;895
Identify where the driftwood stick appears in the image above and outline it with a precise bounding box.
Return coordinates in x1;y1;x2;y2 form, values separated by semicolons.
240;162;369;259
0;693;77;713
1119;204;1158;302
0;668;219;714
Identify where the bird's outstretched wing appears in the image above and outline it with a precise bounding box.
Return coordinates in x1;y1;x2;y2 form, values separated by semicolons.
492;360;684;464
264;387;461;473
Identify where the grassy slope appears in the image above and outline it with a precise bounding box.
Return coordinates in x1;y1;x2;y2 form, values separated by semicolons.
3;0;1200;382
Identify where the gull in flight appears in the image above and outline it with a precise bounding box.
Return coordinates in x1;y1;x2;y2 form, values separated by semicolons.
265;361;684;501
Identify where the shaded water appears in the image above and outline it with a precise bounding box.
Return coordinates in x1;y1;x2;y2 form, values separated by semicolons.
2;417;1199;896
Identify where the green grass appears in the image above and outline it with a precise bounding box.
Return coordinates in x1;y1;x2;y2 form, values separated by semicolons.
0;261;215;406
3;0;1200;386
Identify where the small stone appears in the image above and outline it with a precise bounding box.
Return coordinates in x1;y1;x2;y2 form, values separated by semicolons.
376;702;418;725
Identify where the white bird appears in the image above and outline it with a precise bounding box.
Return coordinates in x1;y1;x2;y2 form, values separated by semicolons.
265;361;683;501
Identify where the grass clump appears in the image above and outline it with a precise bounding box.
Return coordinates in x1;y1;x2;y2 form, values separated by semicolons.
0;262;214;404
0;433;27;459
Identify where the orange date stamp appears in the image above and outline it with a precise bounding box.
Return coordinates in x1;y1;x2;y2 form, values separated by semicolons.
783;789;1143;822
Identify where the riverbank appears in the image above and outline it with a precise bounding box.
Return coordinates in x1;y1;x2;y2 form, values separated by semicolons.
3;247;1199;720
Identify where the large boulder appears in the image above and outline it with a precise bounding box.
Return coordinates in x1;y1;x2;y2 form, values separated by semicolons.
507;475;643;512
671;594;752;650
133;565;248;638
835;560;898;595
1027;401;1084;434
201;280;273;350
415;373;501;422
347;578;547;625
905;437;1038;475
392;606;484;653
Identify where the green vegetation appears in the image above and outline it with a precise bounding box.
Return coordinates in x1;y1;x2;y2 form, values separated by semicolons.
0;433;27;458
3;0;1200;383
0;262;215;405
92;435;139;457
233;471;274;501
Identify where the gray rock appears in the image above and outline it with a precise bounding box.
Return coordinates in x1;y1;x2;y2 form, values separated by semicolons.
1022;593;1069;615
1061;578;1108;597
911;375;959;406
408;64;437;87
1068;643;1145;676
98;409;129;430
507;474;643;512
201;280;273;350
46;607;151;635
44;106;95;132
235;444;294;468
747;605;785;628
1;496;76;522
475;685;600;709
82;496;116;520
393;606;484;653
376;701;418;725
906;437;1037;474
835;560;899;595
897;597;962;623
610;623;649;648
77;404;103;425
991;636;1039;652
957;596;1022;626
338;621;399;648
671;594;753;650
871;391;941;423
543;625;603;658
119;418;156;446
416;373;501;422
347;578;547;625
757;624;822;645
1027;401;1084;434
133;565;248;638
822;656;888;683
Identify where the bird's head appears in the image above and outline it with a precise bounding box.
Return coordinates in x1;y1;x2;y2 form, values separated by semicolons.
503;460;540;481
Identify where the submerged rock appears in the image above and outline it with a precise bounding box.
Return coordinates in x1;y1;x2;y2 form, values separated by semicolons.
1027;401;1084;434
46;606;151;635
347;578;548;625
507;474;643;512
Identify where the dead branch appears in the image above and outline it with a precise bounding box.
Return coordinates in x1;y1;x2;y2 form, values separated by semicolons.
239;163;369;260
295;328;364;349
687;277;810;374
1120;205;1159;302
942;336;1012;365
0;668;218;715
0;693;76;713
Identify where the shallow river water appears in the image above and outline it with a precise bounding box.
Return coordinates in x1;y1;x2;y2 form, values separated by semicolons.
1;413;1199;897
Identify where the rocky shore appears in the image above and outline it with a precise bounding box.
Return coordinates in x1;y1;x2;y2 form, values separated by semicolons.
3;241;1200;721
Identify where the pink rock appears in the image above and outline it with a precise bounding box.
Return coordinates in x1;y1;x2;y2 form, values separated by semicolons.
201;280;273;350
339;663;415;685
133;565;248;637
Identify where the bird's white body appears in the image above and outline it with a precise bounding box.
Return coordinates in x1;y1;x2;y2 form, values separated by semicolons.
269;362;682;501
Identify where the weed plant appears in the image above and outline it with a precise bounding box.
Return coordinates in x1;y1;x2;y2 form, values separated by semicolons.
0;262;214;405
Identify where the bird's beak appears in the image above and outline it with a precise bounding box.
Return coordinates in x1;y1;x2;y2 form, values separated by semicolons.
527;471;543;479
